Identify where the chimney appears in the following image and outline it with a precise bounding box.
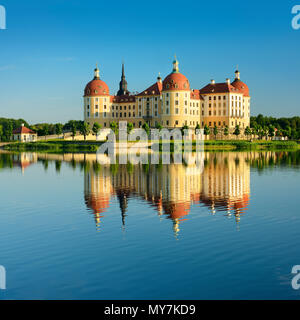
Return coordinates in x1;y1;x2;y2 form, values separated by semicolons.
226;78;230;85
211;79;215;85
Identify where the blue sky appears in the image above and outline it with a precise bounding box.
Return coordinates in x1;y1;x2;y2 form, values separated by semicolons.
0;0;299;123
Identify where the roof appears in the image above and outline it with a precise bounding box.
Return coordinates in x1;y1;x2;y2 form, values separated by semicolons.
12;126;36;134
190;89;201;100
137;81;163;96
84;79;110;97
163;72;190;91
231;79;249;97
200;80;249;96
111;94;136;103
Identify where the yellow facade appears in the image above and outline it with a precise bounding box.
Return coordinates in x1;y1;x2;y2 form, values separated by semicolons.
83;60;250;135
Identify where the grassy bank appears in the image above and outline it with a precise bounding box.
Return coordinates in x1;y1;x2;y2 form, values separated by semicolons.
2;139;299;153
203;140;299;150
3;140;105;153
160;140;299;151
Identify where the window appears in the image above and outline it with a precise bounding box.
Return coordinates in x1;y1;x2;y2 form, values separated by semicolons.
95;112;99;117
175;108;179;114
95;105;98;109
104;112;107;118
175;120;179;125
166;120;169;125
175;100;179;105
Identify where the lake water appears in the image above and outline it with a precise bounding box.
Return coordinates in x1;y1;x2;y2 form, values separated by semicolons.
0;150;300;300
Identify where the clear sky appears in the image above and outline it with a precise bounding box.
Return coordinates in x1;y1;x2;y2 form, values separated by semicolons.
0;0;299;123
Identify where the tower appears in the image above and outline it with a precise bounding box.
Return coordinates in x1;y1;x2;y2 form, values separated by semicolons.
117;63;129;96
172;55;179;73
94;64;100;80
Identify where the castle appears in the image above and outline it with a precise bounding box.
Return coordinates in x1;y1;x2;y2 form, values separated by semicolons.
83;58;250;132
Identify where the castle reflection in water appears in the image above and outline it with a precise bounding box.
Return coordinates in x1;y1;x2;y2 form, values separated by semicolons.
84;153;250;234
2;151;261;234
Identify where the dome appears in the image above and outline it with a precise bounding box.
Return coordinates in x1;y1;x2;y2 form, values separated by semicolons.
231;79;249;97
84;79;110;97
163;72;190;91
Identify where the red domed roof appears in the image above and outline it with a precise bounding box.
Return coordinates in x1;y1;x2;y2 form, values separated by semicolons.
84;79;110;97
163;72;190;91
231;79;249;97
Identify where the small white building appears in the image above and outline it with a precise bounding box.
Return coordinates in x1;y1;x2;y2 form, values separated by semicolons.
12;124;37;142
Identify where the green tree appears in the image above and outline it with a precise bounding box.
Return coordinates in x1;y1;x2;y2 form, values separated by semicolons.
55;123;63;136
233;125;240;139
142;123;150;136
80;122;90;141
155;122;162;131
181;125;189;136
71;123;77;141
213;125;218;140
0;125;3;141
268;125;275;139
244;126;252;139
127;122;134;134
223;125;229;137
204;124;210;136
195;123;200;133
110;121;119;135
92;122;102;136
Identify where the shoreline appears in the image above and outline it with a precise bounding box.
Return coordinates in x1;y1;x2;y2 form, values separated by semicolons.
1;139;299;153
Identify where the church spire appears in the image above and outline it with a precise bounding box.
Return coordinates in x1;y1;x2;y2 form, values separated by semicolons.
172;55;179;73
235;66;240;80
94;63;100;80
117;63;129;96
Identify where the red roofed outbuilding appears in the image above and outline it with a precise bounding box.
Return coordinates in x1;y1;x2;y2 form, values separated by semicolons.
12;124;37;142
